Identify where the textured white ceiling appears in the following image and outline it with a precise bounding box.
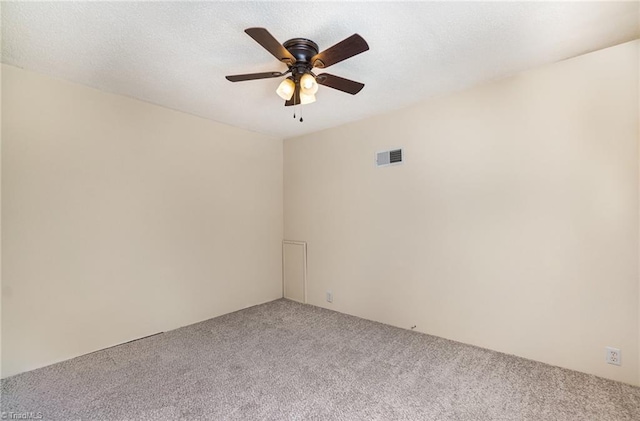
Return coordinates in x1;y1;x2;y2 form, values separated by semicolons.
2;1;638;138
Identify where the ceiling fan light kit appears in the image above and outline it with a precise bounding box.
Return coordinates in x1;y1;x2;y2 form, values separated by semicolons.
225;27;369;122
276;77;296;100
300;73;318;95
299;92;316;105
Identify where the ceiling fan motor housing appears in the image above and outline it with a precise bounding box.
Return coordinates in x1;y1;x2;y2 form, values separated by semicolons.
283;38;320;76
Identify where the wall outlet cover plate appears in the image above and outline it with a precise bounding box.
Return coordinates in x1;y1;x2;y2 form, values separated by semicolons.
605;347;621;366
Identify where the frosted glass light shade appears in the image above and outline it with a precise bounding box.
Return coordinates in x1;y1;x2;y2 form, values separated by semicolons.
300;92;316;105
276;78;295;100
300;73;318;95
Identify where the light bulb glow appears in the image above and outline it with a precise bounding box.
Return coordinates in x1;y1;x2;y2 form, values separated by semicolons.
299;92;316;105
276;78;295;100
300;73;318;95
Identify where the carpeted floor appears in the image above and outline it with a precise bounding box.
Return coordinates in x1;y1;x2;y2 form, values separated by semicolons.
2;299;639;420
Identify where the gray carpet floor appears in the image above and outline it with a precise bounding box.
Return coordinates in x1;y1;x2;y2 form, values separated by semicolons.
2;299;639;420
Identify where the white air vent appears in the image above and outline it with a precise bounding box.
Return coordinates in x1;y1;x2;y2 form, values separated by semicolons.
376;148;403;167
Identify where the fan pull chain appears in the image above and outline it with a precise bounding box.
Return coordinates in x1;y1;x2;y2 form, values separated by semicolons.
291;84;303;122
293;88;298;119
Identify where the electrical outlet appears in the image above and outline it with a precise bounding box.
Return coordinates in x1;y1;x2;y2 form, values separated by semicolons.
326;291;333;303
605;347;621;366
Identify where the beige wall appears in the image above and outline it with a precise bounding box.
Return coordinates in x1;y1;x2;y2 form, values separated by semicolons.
2;40;639;385
0;59;4;379
1;64;283;378
285;40;640;385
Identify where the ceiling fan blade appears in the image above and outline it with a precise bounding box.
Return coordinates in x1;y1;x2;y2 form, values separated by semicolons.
311;34;369;69
316;73;364;95
245;27;297;65
284;84;301;106
225;71;284;82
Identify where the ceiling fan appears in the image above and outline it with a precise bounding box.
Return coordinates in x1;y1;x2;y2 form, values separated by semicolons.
225;27;369;115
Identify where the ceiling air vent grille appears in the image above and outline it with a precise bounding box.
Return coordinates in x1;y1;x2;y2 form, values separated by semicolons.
376;148;403;167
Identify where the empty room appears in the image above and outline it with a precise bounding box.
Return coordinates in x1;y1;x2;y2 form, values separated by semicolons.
1;1;639;420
